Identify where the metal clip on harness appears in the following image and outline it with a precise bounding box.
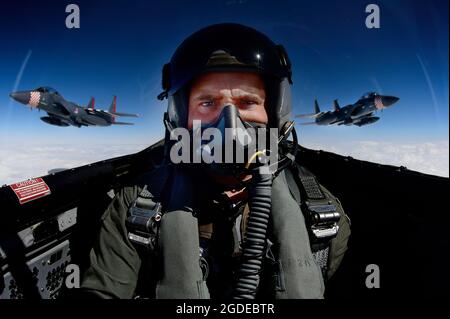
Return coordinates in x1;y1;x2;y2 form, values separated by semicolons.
297;171;340;244
126;185;162;249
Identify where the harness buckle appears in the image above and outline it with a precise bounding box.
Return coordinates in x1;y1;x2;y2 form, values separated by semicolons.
126;186;162;249
304;202;341;242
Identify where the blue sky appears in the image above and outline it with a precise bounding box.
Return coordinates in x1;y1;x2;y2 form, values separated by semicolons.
0;0;448;182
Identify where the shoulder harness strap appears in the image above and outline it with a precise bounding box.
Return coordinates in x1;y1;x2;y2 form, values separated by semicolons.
285;163;342;277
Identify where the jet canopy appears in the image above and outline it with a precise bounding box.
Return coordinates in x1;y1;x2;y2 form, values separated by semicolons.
360;92;379;99
36;86;59;94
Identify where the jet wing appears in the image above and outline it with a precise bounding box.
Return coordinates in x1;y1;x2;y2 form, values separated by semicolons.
361;112;374;118
50;101;71;116
84;108;138;118
349;102;365;117
109;111;139;117
295;112;324;119
84;108;105;116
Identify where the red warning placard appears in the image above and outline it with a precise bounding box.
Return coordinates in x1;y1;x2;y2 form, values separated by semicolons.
10;178;51;204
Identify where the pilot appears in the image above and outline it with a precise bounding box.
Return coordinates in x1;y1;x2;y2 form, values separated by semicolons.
78;23;350;299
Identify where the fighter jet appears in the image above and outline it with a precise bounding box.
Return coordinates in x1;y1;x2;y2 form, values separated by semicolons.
9;86;138;127
296;92;399;127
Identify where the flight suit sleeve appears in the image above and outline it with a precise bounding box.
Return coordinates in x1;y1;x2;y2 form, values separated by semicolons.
80;187;142;299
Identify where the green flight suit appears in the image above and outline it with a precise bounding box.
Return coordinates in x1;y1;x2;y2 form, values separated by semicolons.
80;166;349;299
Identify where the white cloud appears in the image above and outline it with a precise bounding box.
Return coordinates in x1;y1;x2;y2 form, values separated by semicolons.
1;139;448;185
0;143;150;185
302;140;449;177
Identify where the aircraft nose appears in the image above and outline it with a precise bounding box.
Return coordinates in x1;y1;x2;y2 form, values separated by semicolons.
381;96;399;107
10;91;30;105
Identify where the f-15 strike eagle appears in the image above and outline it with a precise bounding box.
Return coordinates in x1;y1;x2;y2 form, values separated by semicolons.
296;92;399;127
10;86;138;127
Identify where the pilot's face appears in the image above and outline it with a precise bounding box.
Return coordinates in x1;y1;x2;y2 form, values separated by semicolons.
187;72;267;129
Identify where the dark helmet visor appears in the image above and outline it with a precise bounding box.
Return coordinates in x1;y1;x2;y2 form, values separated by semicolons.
165;23;292;95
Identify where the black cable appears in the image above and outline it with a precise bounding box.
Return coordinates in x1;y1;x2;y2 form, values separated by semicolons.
232;165;272;299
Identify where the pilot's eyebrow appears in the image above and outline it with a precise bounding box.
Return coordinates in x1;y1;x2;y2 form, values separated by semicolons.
235;92;264;103
193;92;264;103
193;94;216;101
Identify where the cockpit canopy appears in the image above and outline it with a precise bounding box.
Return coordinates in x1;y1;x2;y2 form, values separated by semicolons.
35;86;59;95
360;92;379;99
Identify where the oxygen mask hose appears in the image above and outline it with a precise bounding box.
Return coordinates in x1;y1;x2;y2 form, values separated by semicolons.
233;163;272;299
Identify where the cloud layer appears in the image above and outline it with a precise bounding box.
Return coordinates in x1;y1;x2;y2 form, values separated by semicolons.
302;140;449;177
1;139;448;185
0;143;149;185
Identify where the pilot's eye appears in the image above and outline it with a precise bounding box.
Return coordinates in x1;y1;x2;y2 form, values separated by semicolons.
240;99;259;108
200;100;214;107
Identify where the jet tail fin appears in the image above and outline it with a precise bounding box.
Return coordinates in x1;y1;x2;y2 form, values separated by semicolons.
295;99;324;119
314;99;321;114
87;97;95;109
88;97;95;109
296;99;322;118
109;95;117;113
333;99;340;111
